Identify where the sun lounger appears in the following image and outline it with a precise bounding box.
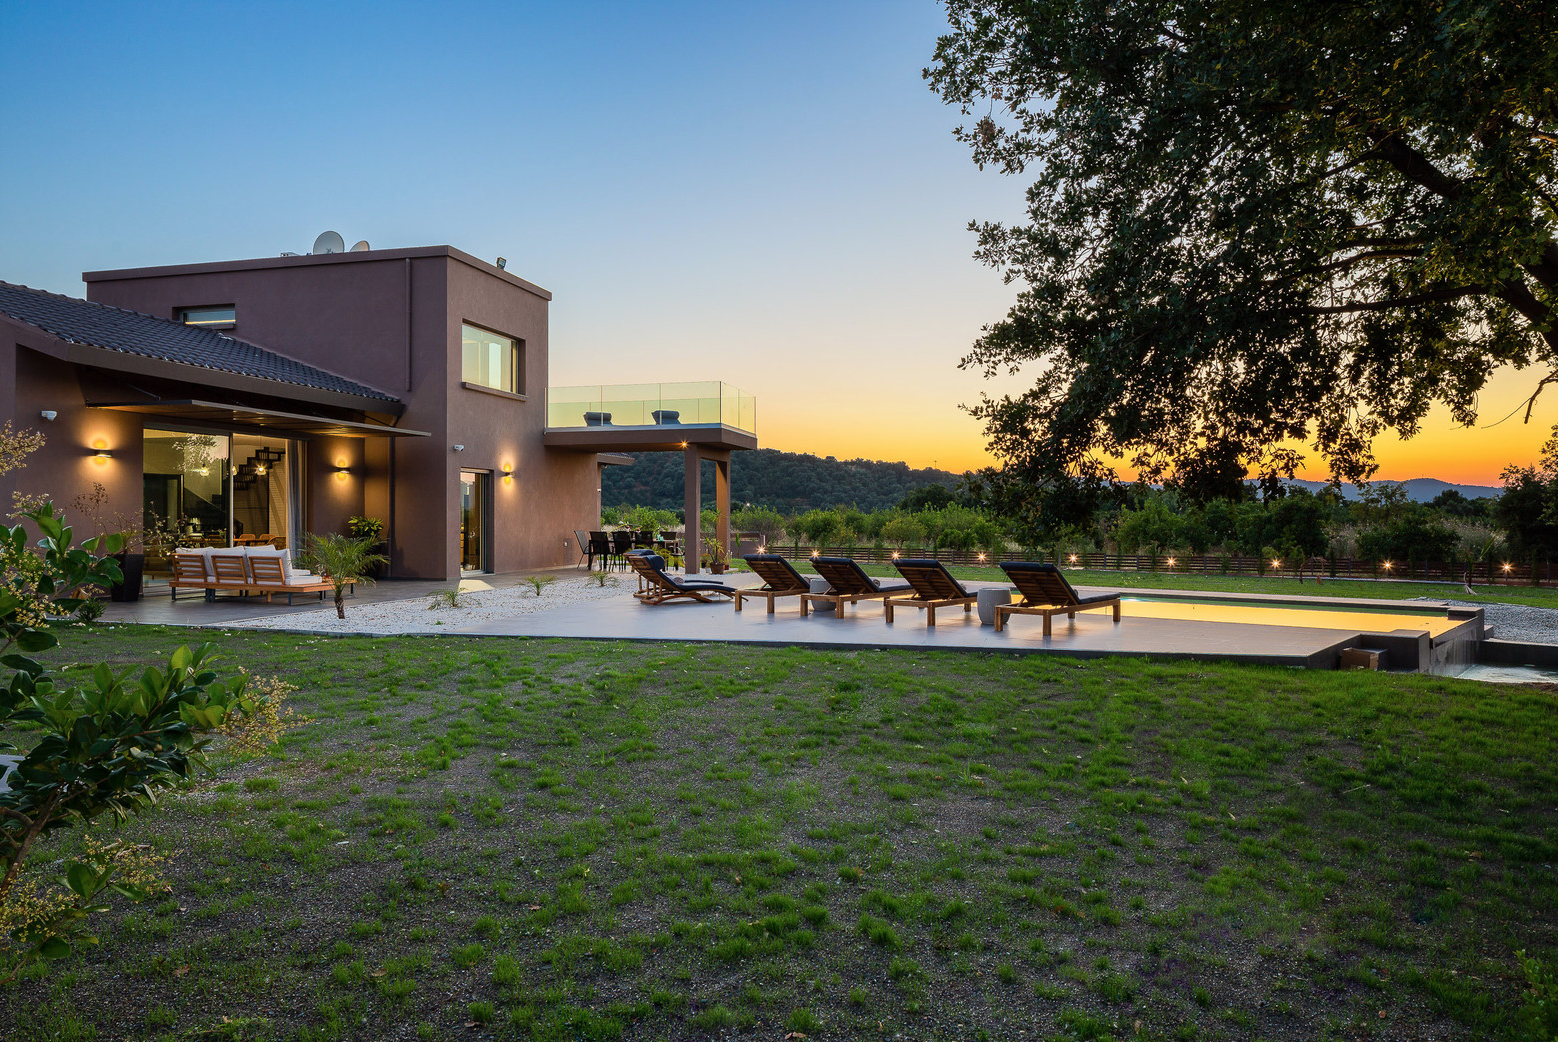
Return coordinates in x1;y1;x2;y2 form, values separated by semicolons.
883;558;977;626
628;552;736;605
994;561;1121;635
800;556;911;618
736;554;816;613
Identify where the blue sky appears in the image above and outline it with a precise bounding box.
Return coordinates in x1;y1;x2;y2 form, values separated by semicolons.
1;1;1028;470
3;1;1548;480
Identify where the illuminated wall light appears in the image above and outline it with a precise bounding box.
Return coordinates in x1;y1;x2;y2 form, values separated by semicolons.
502;462;514;486
88;438;112;462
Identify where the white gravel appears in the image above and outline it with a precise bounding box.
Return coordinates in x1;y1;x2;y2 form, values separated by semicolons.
231;575;635;634
1433;599;1558;645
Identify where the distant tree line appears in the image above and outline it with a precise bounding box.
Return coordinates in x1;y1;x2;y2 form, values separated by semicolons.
600;449;959;513
602;442;1558;576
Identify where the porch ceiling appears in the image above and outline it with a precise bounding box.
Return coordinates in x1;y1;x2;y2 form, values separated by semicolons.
87;400;430;439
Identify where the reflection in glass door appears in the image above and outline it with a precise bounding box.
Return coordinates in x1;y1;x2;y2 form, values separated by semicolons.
459;471;489;573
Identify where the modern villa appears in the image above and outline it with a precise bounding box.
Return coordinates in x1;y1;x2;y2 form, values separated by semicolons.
0;243;756;580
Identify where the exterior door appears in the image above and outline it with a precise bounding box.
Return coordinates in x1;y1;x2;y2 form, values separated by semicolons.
459;471;490;573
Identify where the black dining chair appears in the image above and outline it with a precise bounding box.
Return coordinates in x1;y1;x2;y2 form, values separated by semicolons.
611;530;633;568
588;531;613;570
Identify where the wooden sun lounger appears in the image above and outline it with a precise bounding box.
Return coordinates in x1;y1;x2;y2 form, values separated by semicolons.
628;552;736;605
883;558;976;626
735;554;814;613
994;561;1121;635
799;556;911;617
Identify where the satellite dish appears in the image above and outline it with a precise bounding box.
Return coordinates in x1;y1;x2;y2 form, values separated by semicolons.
350;240;370;252
312;230;346;255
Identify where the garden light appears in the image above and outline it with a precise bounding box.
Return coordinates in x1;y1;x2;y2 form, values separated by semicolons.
1068;554;1078;563
1271;559;1281;568
1382;561;1392;571
1166;557;1176;567
1502;562;1512;572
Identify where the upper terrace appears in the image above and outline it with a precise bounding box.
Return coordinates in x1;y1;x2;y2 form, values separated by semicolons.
543;381;756;452
543;381;757;572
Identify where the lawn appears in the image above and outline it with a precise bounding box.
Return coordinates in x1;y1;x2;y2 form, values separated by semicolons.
769;559;1558;611
3;627;1555;1041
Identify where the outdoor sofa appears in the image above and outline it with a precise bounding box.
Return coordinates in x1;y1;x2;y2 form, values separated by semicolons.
170;546;344;604
883;558;977;626
994;562;1122;635
735;554;818;613
799;556;911;617
627;552;736;605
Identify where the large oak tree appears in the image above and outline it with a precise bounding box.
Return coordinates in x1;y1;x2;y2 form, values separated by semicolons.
928;0;1557;512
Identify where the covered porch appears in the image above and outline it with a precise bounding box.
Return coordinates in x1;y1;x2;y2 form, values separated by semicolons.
544;382;757;573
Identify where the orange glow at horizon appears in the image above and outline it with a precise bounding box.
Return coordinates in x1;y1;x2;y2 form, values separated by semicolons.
759;364;1554;488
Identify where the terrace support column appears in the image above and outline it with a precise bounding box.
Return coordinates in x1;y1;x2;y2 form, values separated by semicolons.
684;446;702;574
715;456;730;565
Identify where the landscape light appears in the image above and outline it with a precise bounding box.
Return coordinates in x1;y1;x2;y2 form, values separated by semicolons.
1271;559;1281;568
1068;554;1078;563
977;552;986;562
1166;557;1176;567
810;550;818;558
1382;561;1392;570
758;546;766;554
1502;562;1512;572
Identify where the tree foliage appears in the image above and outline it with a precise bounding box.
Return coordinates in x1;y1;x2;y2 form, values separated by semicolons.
928;0;1558;508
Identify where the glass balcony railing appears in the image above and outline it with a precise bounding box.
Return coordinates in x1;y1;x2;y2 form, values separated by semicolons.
547;381;756;434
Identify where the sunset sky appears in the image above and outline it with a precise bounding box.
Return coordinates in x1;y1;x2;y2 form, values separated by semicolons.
2;1;1550;485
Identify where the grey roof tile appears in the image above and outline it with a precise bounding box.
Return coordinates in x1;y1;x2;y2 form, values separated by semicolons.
0;281;399;403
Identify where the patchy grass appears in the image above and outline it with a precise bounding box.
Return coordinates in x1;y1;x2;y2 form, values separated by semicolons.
2;626;1554;1040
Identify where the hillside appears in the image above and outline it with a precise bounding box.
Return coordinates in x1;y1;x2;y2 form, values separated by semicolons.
1285;477;1502;502
600;448;962;513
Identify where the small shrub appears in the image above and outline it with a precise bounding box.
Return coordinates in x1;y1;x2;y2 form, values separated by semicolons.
525;574;558;596
428;588;463;610
74;598;106;623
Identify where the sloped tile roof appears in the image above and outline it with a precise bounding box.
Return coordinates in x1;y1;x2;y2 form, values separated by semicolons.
0;281;399;403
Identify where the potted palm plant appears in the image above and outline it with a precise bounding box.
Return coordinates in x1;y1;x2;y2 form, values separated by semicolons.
299;533;388;619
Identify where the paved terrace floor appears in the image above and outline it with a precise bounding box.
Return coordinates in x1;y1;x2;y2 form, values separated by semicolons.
99;570;1474;671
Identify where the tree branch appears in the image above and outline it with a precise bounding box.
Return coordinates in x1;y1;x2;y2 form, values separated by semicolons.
1299;285;1486;315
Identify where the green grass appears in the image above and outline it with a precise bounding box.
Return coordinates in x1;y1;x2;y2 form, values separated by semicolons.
2;626;1554;1040
763;557;1558;609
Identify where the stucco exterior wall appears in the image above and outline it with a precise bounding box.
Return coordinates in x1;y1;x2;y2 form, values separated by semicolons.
81;247;599;578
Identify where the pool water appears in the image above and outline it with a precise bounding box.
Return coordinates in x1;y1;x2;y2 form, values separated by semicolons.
1445;663;1558;685
1116;596;1465;637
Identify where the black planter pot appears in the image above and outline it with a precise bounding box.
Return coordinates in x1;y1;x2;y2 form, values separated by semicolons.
109;552;144;602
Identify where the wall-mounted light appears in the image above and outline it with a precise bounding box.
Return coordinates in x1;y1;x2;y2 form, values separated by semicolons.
452;444;466;453
92;450;112;461
502;462;514;485
255;463;267;475
88;438;111;462
40;410;57;422
496;257;507;270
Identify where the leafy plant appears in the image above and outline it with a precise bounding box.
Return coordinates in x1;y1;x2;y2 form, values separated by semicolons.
587;572;620;589
525;575;558;597
73;597;105;624
298;533;387;620
346;516;386;541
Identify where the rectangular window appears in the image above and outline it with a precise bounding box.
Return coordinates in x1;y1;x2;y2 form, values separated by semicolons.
461;323;522;394
176;305;236;328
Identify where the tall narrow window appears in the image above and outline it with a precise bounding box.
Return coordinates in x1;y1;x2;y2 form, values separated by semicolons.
461;323;522;394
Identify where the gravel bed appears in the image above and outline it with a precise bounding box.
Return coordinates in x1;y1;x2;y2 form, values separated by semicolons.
231;575;635;634
1428;598;1558;644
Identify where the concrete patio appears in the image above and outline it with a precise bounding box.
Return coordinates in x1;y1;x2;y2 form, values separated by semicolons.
98;570;1487;673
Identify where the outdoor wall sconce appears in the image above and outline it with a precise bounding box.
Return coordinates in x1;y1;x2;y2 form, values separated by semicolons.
40;410;56;422
88;439;111;462
452;444;465;453
502;462;514;485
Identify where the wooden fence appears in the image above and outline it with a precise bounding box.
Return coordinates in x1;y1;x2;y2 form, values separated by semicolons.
763;545;1554;587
